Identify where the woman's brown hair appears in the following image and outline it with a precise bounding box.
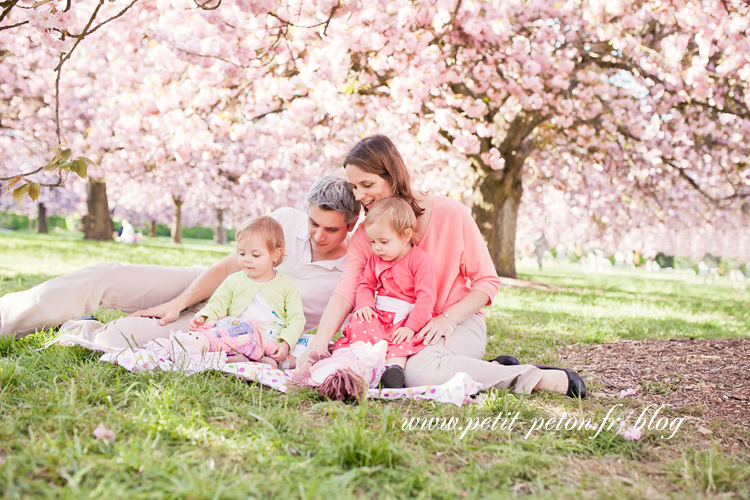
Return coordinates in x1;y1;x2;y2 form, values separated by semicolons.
343;135;425;217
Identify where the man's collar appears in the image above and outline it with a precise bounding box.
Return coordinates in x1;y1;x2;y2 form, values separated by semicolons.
296;224;309;242
313;250;348;271
299;234;348;271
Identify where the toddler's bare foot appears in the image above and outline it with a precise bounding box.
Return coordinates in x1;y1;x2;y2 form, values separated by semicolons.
226;354;249;363
260;356;278;369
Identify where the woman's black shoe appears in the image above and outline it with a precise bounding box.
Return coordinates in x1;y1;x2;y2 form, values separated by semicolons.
490;355;521;366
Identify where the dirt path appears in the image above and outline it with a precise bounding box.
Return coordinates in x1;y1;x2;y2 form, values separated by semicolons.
561;338;750;431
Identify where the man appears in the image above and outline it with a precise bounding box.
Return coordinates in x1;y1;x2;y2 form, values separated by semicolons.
0;176;360;348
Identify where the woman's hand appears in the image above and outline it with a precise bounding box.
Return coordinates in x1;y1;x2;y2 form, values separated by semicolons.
131;300;182;326
295;345;327;374
419;314;456;347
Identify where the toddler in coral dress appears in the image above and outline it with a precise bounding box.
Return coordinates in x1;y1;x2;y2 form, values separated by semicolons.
333;198;437;388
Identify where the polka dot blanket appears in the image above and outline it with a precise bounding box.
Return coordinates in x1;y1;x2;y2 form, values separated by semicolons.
46;334;484;407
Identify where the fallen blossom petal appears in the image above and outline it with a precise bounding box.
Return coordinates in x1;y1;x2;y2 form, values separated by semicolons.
93;423;116;442
619;388;637;398
618;426;642;441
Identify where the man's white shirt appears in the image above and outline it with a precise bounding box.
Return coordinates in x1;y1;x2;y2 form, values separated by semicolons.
271;207;348;333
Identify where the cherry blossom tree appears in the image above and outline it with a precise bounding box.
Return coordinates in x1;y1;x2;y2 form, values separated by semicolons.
1;0;346;241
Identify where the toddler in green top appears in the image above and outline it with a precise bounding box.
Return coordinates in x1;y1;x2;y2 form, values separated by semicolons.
189;216;306;369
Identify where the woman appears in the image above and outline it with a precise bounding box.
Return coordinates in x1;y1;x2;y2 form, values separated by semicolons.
298;135;585;398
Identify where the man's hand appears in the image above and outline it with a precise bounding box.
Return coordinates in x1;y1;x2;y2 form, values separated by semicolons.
268;340;290;362
353;306;375;322
391;326;415;344
131;300;182;326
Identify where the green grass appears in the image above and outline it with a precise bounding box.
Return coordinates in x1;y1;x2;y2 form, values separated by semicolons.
1;231;749;499
485;268;750;364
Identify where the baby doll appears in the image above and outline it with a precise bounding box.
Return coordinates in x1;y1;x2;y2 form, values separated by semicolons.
292;340;387;401
187;317;275;360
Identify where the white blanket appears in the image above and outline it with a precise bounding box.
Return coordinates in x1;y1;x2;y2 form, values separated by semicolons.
47;334;484;407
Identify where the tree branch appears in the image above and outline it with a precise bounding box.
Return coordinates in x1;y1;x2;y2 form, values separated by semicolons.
0;20;26;31
173;46;249;68
64;0;140;39
54;54;63;143
0;0;20;24
662;158;745;206
194;0;221;10
267;10;335;30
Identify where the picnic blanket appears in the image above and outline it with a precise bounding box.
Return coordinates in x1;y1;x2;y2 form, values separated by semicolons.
47;334;484;407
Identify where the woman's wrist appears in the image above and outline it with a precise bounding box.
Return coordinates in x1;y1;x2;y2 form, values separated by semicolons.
308;333;331;353
441;312;457;329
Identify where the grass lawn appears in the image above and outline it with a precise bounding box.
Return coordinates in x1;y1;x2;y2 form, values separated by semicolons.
1;230;749;499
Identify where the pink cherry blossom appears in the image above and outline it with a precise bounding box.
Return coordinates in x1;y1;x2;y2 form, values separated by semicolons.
93;423;116;442
620;388;637;398
0;0;748;266
618;426;642;441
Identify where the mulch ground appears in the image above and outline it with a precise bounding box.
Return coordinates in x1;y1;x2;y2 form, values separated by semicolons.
560;338;750;431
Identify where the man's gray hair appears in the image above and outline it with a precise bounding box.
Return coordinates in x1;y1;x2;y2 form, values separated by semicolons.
307;175;360;225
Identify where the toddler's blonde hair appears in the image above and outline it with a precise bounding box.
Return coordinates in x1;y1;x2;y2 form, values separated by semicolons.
235;215;285;266
364;198;417;240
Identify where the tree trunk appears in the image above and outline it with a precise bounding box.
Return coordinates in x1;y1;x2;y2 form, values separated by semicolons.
470;112;542;278
172;196;183;244
84;178;112;241
214;208;227;244
149;220;157;238
472;154;524;278
37;203;48;234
